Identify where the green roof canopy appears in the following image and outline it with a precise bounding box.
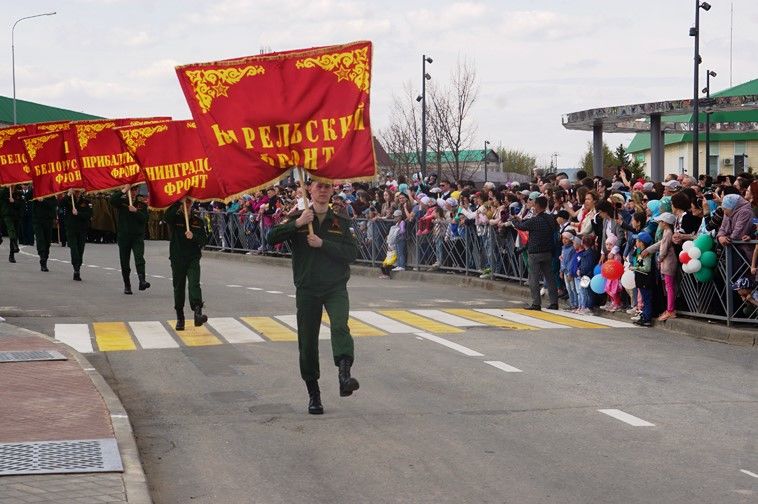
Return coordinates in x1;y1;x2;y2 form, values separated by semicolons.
0;95;103;125
391;149;499;164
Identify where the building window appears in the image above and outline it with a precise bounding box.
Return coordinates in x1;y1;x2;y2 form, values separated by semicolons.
708;155;719;176
678;156;684;172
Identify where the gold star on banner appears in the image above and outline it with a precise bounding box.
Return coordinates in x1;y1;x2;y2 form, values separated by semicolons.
334;66;351;82
212;82;229;97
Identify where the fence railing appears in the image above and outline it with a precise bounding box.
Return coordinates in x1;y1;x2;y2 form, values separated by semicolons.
199;210;757;326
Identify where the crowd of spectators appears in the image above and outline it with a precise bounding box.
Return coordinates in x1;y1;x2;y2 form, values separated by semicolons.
197;168;758;325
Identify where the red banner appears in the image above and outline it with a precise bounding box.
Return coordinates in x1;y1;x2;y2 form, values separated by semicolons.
31;121;72;134
23;129;83;199
72;117;170;193
175;41;376;198
0;125;33;187
117;120;224;209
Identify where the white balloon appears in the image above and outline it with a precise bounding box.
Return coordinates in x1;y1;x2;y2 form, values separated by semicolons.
688;259;702;273
682;261;693;274
621;270;636;290
688;246;701;259
682;240;694;252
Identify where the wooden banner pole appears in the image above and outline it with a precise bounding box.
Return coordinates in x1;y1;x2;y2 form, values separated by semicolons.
296;168;314;235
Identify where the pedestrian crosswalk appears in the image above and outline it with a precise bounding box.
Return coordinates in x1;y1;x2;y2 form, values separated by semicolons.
53;308;635;353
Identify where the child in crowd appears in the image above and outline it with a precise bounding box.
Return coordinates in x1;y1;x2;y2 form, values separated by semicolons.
631;231;655;327
603;233;623;312
380;210;404;279
559;230;578;310
645;212;678;321
571;235;597;314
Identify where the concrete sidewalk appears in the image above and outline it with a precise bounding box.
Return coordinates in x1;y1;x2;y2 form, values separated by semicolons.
0;322;151;504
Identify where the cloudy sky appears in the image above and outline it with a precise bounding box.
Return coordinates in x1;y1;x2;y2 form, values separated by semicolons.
3;0;757;168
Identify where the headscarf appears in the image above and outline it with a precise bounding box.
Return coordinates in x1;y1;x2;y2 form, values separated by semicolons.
722;194;742;211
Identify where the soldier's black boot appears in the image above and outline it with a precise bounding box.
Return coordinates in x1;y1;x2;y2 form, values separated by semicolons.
11;238;19;253
138;274;151;291
73;270;81;281
9;250;15;263
123;274;133;295
175;311;185;331
306;380;323;415
40;259;49;272
337;357;359;397
192;304;207;327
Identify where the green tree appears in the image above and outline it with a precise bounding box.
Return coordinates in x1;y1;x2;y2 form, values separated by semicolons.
614;144;646;180
499;148;536;176
579;141;616;176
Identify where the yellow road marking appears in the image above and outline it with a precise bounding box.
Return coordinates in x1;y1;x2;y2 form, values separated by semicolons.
93;322;136;352
323;314;386;337
169;321;223;346
443;309;537;330
508;309;607;329
241;317;297;341
378;310;464;333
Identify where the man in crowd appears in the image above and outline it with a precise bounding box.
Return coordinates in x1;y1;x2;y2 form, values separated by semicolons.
511;195;559;311
63;189;93;281
32;193;57;272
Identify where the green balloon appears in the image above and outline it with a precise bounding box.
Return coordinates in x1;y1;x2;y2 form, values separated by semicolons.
694;267;714;283
694;234;713;252
700;250;717;268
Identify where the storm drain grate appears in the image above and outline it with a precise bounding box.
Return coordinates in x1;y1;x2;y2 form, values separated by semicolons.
0;438;123;475
0;350;67;363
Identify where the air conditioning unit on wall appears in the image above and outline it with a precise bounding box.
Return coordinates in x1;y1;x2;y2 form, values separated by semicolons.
723;158;732;165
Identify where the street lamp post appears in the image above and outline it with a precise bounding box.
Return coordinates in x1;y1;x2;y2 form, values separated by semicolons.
12;11;57;125
703;70;716;177
483;140;490;183
418;55;432;179
690;1;711;178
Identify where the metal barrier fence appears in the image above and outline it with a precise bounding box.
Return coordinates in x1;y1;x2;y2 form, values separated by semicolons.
199;210;756;326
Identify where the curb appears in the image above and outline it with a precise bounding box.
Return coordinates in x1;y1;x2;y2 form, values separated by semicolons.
204;250;757;347
0;322;153;504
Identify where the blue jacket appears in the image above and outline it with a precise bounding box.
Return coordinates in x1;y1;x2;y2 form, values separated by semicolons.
571;248;597;278
560;244;576;276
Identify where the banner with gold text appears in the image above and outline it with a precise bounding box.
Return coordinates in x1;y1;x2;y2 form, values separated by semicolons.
23;130;83;199
72;117;171;193
117;120;224;209
175;41;376;198
0;125;33;187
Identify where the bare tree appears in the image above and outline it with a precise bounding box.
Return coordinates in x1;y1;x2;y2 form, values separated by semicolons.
432;58;479;181
426;83;447;178
379;82;422;179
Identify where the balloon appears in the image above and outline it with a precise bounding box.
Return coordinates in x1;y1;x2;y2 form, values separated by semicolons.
700;250;717;268
601;260;623;280
621;270;636;290
693;234;713;252
688;246;702;259
682;240;694;252
679;251;691;264
688;259;702;273
694;267;714;283
593;264;602;276
590;274;607;294
682;261;693;274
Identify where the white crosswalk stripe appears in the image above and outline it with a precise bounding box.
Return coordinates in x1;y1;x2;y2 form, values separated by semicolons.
54;323;93;353
275;314;330;340
410;309;485;327
207;317;265;343
475;308;569;329
129;321;179;349
543;308;636;328
350;311;418;333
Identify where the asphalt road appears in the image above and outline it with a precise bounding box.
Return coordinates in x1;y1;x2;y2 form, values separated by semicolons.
1;241;757;503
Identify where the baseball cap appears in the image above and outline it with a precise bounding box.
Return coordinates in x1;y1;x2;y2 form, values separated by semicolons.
654;212;676;225
664;180;681;190
393;209;403;217
637;231;653;245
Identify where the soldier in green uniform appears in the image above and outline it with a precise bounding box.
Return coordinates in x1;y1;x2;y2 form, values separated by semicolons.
63;189;93;281
0;185;23;263
32;194;57;272
269;180;360;415
110;185;150;295
164;198;208;330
